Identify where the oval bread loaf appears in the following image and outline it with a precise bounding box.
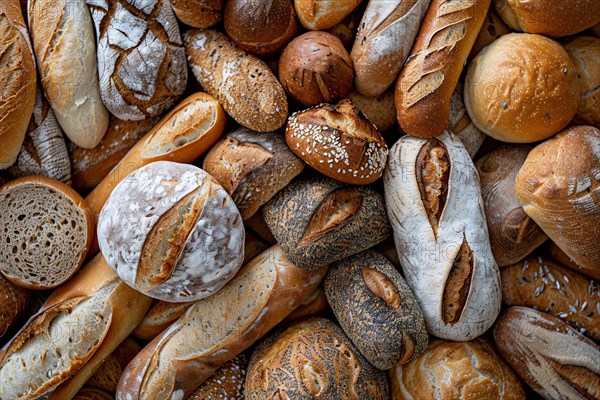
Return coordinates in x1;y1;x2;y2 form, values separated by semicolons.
170;0;223;28
283;285;331;323
469;7;511;60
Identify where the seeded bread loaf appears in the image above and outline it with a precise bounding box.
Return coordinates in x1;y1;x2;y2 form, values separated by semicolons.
170;0;223;28
188;354;247;400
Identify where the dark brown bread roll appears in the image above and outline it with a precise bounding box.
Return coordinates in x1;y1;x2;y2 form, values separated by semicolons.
245;317;389;399
494;306;600;400
325;250;428;369
224;0;298;55
501;256;599;340
279;31;353;106
188;354;247;400
203;128;305;220
170;0;223;28
0;274;30;339
263;177;391;269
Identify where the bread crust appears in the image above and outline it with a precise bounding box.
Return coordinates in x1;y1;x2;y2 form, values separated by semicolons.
0;274;30;339
294;0;362;30
170;0;223;28
564;36;600;128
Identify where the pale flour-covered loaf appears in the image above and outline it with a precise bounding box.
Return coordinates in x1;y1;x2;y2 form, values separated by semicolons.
28;0;108;149
98;161;245;302
383;132;501;340
87;0;187;121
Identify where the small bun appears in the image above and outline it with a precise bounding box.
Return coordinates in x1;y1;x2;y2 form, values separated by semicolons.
279;31;353;106
564;36;600;128
465;33;579;143
495;0;600;37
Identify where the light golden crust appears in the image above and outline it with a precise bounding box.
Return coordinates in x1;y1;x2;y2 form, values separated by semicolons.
547;242;600;280
132;301;193;340
564;36;600;128
294;0;362;30
170;0;223;28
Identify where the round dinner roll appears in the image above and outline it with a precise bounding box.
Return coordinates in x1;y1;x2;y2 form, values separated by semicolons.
0;176;94;289
465;33;579;143
98;161;245;302
494;0;600;38
564;36;600;128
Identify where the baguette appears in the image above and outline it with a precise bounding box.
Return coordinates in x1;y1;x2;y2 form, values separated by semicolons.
351;0;431;98
116;245;327;400
395;0;491;138
28;0;108;148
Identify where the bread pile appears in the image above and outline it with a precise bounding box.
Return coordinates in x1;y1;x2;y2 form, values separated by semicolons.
0;0;599;398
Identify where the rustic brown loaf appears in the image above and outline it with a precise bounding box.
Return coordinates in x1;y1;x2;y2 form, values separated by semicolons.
286;99;388;184
547;242;600;280
0;274;30;339
0;255;152;400
9;88;71;184
28;0;108;149
325;250;428;369
494;306;600;400
184;29;288;132
593;22;600;36
116;245;327;400
465;33;580;143
263;177;391;269
515;126;600;272
448;82;485;158
476;146;548;266
500;256;599;340
350;0;431;98
245;317;389;399
0;176;94;289
494;0;600;38
87;338;141;393
349;86;397;132
203;128;305;220
188;354;247;400
73;388;114;400
282;285;330;323
170;0;224;28
294;0;362;30
564;36;600;128
87;0;187;121
395;0;490;139
469;7;511;60
389;338;526;400
98;161;245;302
224;0;299;55
0;0;36;169
279;31;353;106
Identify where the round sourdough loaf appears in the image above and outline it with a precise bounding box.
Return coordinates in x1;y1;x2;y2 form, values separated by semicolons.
0;176;94;289
564;36;600;128
465;33;579;143
97;161;245;302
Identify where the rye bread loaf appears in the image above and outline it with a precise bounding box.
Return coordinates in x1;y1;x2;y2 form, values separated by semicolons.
188;354;247;400
263;177;391;269
245;317;389;399
184;29;288;132
383;131;501;341
0;274;30;339
325;250;428;369
28;0;108;148
116;245;327;400
170;0;223;28
98;161;245;302
86;0;187;120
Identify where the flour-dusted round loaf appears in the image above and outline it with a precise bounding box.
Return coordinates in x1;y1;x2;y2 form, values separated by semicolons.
98;161;245;302
564;36;600;128
87;0;187;121
245;317;389;399
325;250;428;369
0;176;94;289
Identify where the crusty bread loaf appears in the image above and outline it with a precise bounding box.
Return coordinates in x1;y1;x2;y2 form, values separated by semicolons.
184;29;288;132
87;0;187;120
351;0;431;98
0;0;36;169
469;7;511;60
279;31;353;106
465;33;580;143
245;317;389;399
448;82;486;158
170;0;223;28
349;86;397;132
0;274;30;339
294;0;362;30
86;338;141;393
116;245;327;400
494;0;600;38
325;251;428;369
286;99;388;184
501;256;599;340
515;126;600;272
389;338;526;399
73;388;114;400
476;146;547;266
224;0;298;55
564;36;600;128
245;211;277;245
85;92;226;222
9;88;71;184
264;177;391;269
547;241;600;280
395;0;490;138
384;132;501;341
283;285;330;323
188;354;247;400
0;176;94;289
494;306;600;400
28;0;108;148
98;161;245;302
203;128;305;220
0;255;152;400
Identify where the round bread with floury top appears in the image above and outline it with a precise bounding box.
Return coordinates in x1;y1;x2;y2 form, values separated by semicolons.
97;161;245;302
286;99;388;185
